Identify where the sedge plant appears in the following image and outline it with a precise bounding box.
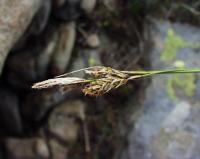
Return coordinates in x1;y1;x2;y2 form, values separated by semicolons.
32;66;200;97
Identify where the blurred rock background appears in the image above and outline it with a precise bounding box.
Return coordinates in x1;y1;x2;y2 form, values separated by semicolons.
0;0;199;159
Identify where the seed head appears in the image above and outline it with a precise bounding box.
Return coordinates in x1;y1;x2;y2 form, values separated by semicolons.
32;66;142;96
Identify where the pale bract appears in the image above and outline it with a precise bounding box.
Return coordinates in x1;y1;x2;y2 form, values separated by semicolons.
32;77;87;89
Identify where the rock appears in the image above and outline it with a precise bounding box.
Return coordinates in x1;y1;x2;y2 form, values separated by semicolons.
49;139;68;159
151;131;200;159
0;87;22;136
81;0;97;14
5;138;49;159
12;0;52;52
162;101;190;133
6;138;34;159
120;21;200;159
47;100;85;159
22;89;65;131
34;138;49;158
28;0;52;36
51;22;76;76
0;0;42;75
36;29;59;79
86;33;100;48
48;100;85;143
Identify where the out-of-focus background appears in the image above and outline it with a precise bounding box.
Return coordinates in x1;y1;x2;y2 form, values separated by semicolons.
0;0;200;159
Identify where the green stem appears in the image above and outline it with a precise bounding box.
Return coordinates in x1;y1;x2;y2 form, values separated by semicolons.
125;68;200;77
144;69;200;75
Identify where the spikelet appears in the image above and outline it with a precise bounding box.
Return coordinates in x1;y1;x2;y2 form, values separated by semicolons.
82;77;128;97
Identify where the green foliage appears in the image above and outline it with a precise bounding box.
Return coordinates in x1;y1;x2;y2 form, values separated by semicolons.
88;57;96;66
161;28;199;100
166;73;196;100
161;28;188;61
161;28;200;61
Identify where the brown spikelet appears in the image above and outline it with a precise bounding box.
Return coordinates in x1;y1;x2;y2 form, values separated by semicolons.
82;77;128;97
85;66;129;79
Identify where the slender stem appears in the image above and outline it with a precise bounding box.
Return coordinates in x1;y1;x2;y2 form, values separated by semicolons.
125;69;200;76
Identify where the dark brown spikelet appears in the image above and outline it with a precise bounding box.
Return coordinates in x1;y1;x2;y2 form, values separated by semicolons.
85;66;129;79
82;77;128;97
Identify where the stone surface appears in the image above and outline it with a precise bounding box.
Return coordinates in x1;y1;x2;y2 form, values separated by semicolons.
86;33;100;48
47;100;85;159
36;30;59;79
5;138;49;159
22;89;65;128
120;21;200;159
49;139;68;159
0;0;42;75
81;0;96;13
48;100;85;143
51;22;76;76
29;0;52;36
35;138;49;158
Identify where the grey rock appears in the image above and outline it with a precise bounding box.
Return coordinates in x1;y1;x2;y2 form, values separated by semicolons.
86;33;100;48
81;0;97;14
120;21;200;159
51;22;76;76
22;89;65;126
28;0;52;36
35;138;50;158
47;100;85;159
0;0;42;75
12;0;52;52
6;138;49;159
37;30;59;79
48;100;85;143
162;101;190;133
49;139;68;159
151;131;200;159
